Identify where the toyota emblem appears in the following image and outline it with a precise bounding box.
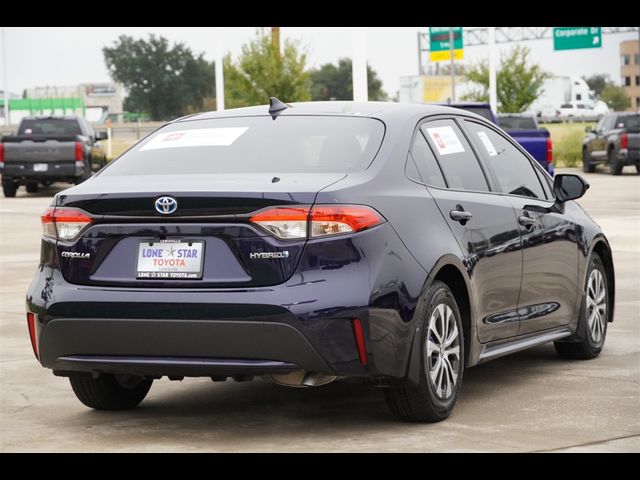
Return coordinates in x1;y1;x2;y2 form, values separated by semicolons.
155;196;178;215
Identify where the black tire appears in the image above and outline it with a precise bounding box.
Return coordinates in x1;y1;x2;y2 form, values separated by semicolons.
69;374;153;410
608;149;623;175
26;182;39;193
2;178;18;198
554;254;609;360
582;148;595;173
635;162;639;175
384;281;464;423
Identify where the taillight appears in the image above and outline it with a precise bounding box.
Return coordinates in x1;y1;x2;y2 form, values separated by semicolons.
250;205;385;240
621;133;628;150
310;205;384;238
75;141;83;161
249;206;310;240
41;207;92;240
546;137;553;164
0;143;4;166
26;312;38;358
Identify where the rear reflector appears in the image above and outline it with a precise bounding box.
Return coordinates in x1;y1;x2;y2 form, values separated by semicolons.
546;137;553;164
351;318;368;366
621;133;628;150
41;207;92;240
26;312;38;358
250;205;384;240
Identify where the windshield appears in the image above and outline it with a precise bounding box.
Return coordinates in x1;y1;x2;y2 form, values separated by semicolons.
498;116;537;130
18;118;81;136
102;116;386;176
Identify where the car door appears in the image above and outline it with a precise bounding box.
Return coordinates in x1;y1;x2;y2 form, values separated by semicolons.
411;118;523;342
590;115;613;161
462;120;580;335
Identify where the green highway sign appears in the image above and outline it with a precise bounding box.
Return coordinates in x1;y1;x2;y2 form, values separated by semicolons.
553;27;601;51
429;27;463;62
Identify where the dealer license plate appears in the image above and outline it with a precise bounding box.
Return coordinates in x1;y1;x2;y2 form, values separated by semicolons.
136;240;204;279
33;163;48;172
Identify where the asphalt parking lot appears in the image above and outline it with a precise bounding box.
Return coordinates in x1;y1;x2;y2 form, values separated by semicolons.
1;166;638;452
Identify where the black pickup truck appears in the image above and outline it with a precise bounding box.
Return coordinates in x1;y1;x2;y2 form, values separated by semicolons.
0;116;108;197
583;112;640;175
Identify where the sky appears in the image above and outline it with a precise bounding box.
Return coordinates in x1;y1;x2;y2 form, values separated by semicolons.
1;27;637;99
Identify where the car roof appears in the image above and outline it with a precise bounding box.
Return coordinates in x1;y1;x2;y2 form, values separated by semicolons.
175;101;487;123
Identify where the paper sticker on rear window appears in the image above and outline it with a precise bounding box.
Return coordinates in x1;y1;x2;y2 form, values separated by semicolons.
476;131;497;156
424;126;465;156
140;127;248;151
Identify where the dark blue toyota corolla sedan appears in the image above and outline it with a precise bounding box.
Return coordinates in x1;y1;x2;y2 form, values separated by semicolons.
26;101;615;422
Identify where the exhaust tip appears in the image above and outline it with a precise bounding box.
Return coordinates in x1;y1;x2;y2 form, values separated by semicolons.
270;371;336;388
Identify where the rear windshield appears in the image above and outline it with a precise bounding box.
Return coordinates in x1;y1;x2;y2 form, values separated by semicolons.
102;116;385;175
498;116;537;130
18;118;81;136
615;115;639;131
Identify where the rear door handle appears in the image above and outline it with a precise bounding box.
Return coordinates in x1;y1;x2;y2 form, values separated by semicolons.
450;210;473;223
518;214;536;228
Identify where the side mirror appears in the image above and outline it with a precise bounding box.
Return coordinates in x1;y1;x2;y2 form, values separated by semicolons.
96;131;108;141
585;126;593;133
553;174;590;202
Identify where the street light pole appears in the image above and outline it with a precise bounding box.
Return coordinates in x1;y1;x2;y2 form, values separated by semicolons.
215;29;224;111
1;28;9;126
352;27;368;101
488;26;498;114
449;27;456;102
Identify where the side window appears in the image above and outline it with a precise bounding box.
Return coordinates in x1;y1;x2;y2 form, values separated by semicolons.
533;164;553;199
595;117;606;132
464;120;546;200
419;119;489;192
407;131;446;188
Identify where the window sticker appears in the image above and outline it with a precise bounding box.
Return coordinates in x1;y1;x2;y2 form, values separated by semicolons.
425;126;465;156
140;127;249;151
476;131;498;156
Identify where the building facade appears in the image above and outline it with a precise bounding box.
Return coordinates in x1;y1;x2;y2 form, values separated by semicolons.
620;40;640;111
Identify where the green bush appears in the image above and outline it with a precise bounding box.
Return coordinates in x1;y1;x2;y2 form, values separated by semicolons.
554;129;584;168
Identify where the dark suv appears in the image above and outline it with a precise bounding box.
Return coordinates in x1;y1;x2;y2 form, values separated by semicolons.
26;101;615;422
583;112;640;175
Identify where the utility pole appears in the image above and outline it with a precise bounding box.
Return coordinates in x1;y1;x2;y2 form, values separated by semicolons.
271;27;281;60
488;26;497;114
1;28;9;126
449;27;456;102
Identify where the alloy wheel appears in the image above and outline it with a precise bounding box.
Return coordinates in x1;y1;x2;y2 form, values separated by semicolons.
586;269;607;344
426;303;461;399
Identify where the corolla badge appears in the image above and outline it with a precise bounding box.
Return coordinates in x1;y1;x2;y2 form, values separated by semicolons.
155;196;178;215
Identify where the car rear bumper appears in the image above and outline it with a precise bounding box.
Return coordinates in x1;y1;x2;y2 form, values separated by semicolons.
1;161;84;180
27;224;425;379
43;318;328;377
618;149;640;164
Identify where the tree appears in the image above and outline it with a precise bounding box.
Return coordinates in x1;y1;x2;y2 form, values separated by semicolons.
224;30;311;108
600;84;631;111
310;58;387;101
584;74;609;97
103;35;214;120
462;46;549;113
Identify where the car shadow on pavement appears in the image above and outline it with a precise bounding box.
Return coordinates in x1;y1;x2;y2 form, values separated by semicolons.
70;344;567;434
